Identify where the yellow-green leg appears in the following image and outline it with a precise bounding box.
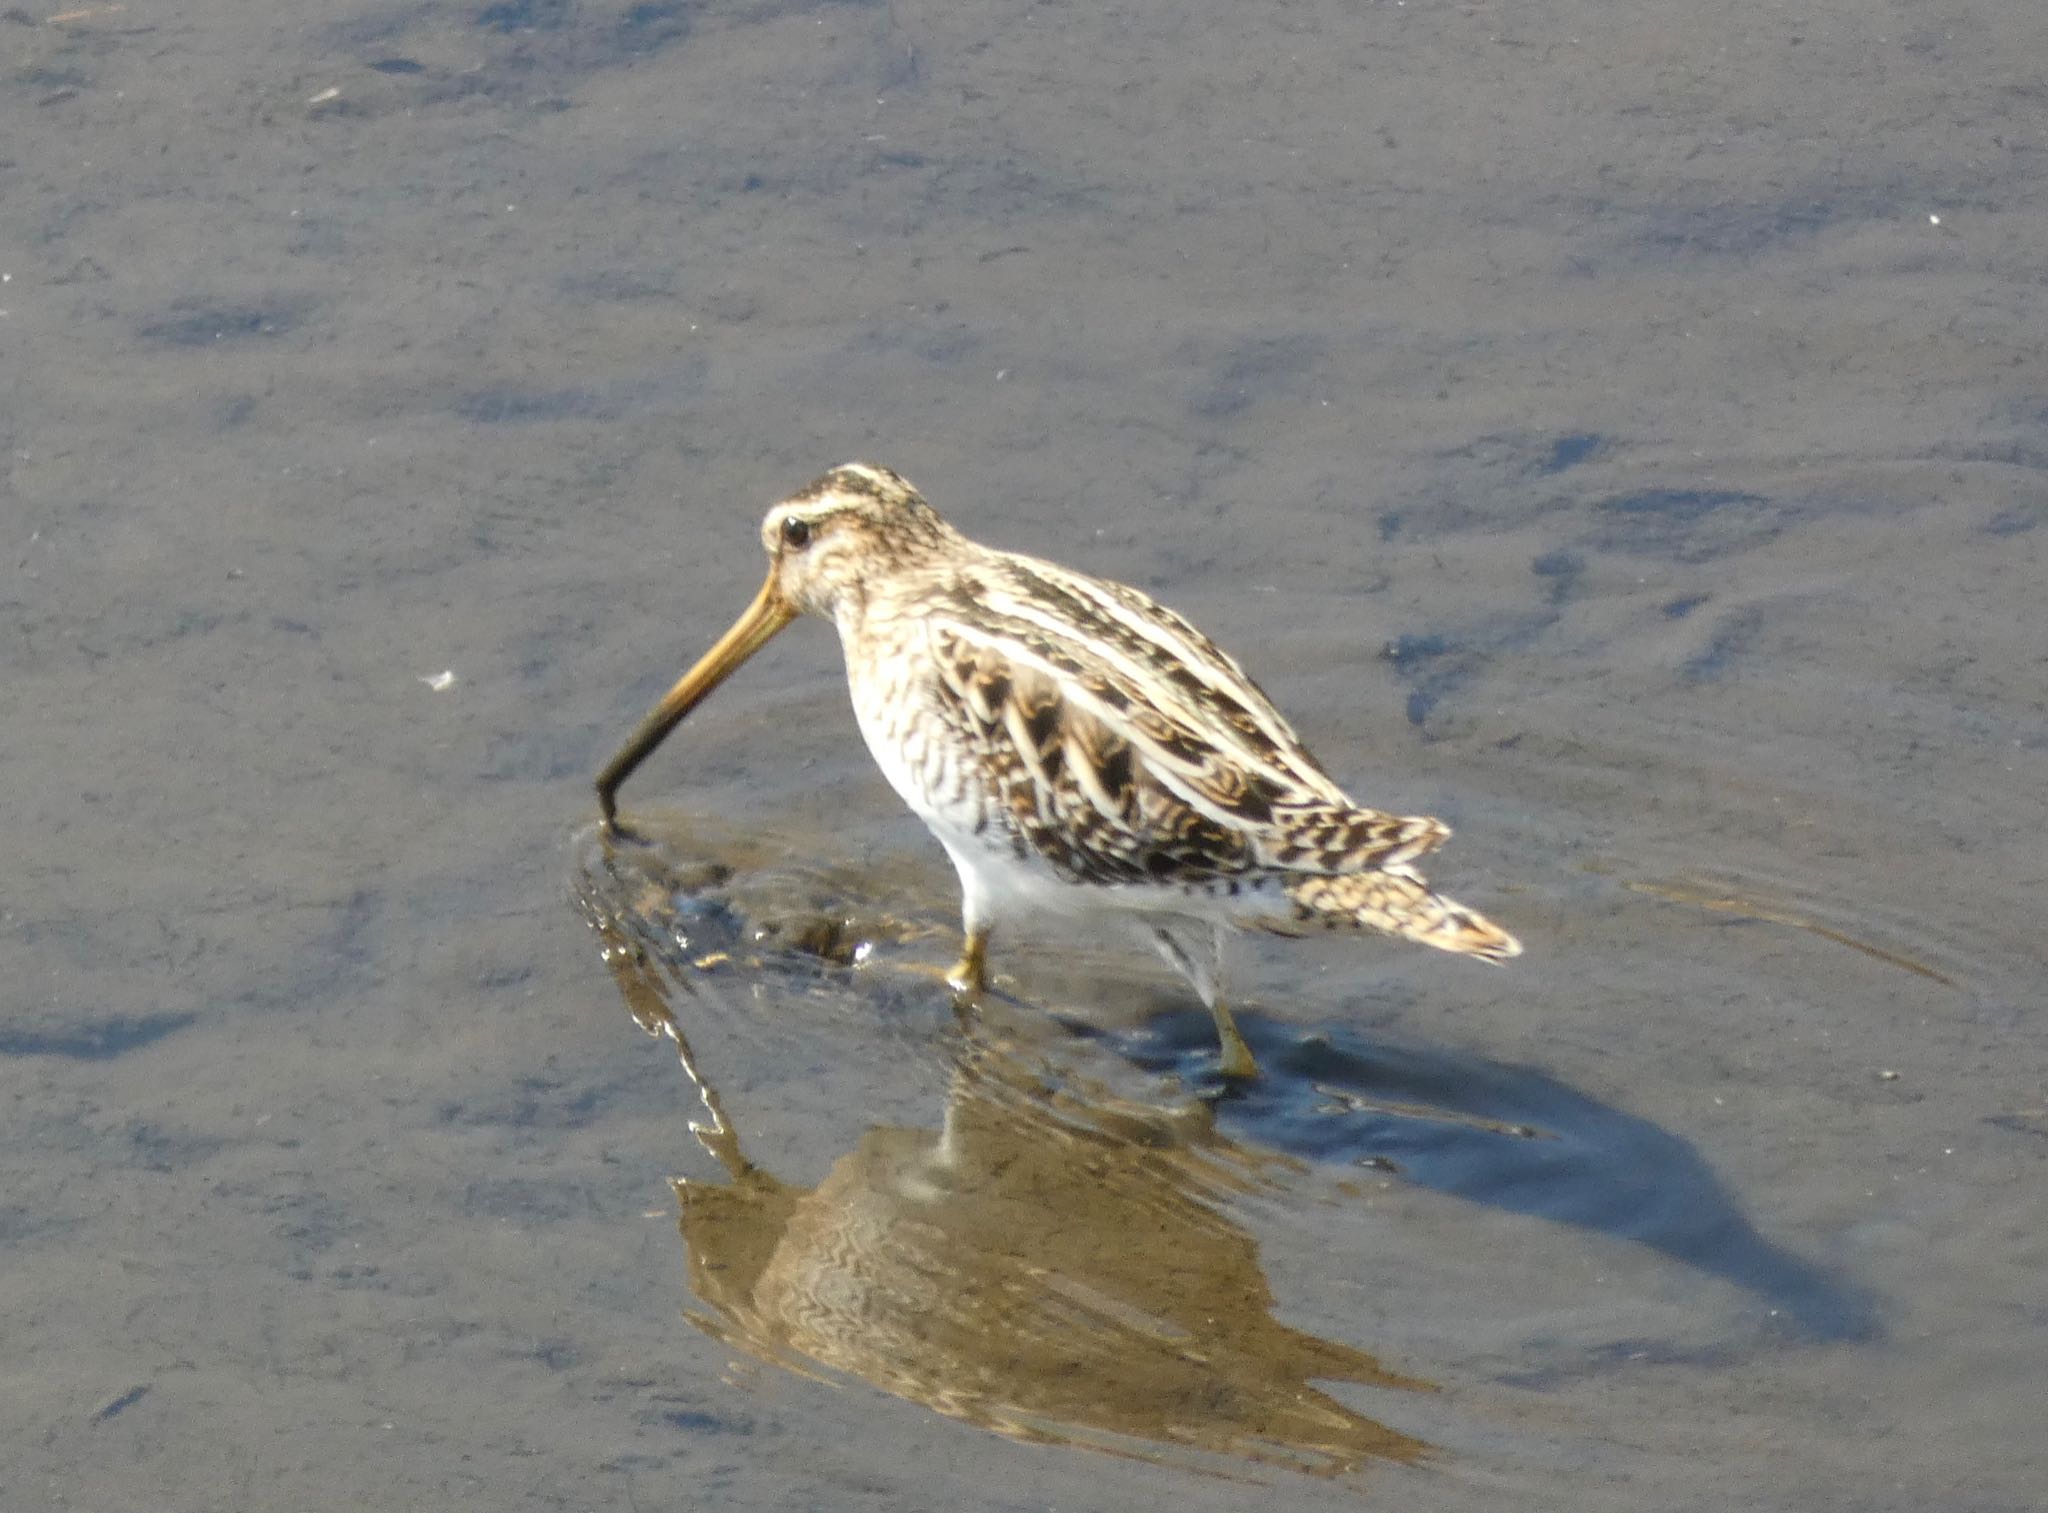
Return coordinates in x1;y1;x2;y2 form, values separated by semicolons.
1209;997;1259;1081
1145;920;1261;1080
948;923;991;998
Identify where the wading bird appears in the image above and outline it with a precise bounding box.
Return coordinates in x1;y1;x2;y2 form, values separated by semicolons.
597;464;1518;1078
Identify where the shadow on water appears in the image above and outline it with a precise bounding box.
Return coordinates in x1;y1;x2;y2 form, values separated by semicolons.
1123;1011;1877;1347
570;810;1875;1475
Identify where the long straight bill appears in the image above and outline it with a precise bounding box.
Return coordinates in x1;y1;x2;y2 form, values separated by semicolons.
595;573;795;826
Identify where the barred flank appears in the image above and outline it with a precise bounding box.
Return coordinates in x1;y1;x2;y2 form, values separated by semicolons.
1285;871;1521;962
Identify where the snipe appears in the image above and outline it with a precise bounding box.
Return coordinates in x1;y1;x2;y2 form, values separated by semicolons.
598;463;1519;1078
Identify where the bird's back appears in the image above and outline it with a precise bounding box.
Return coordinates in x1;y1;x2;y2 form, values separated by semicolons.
856;543;1445;889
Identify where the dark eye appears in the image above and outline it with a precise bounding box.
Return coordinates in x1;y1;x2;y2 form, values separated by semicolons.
781;515;812;550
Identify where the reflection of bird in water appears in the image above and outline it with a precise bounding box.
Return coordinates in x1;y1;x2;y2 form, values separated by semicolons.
583;896;1434;1480
596;463;1518;1079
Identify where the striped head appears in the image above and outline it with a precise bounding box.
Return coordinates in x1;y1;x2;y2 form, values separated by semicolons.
594;462;959;824
760;463;962;621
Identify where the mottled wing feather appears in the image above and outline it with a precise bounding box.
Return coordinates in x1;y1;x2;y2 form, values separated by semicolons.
966;555;1344;800
929;554;1448;889
930;631;1229;884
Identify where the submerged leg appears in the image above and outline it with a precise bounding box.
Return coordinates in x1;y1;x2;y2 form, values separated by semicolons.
1207;997;1258;1082
1145;920;1259;1080
942;844;995;999
948;922;992;998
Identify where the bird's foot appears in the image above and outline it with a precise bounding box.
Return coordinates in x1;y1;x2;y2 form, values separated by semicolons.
946;927;992;1000
1210;1002;1261;1082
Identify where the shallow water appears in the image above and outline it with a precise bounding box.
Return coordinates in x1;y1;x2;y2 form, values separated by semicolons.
6;0;2046;1508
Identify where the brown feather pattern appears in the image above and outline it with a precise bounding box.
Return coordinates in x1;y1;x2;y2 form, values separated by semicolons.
598;462;1522;1078
748;462;1516;964
880;541;1512;960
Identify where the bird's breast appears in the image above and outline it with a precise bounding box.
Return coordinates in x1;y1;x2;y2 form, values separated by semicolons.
840;617;995;842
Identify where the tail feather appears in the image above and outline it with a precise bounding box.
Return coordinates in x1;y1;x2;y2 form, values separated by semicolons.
1263;805;1450;873
1282;870;1521;962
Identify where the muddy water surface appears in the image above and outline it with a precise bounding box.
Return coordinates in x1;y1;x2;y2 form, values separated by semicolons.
5;1;2045;1508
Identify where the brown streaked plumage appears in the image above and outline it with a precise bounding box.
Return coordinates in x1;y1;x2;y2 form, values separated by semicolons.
597;463;1520;1078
